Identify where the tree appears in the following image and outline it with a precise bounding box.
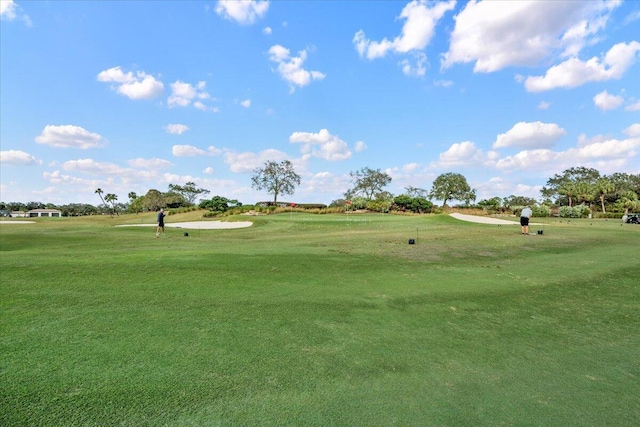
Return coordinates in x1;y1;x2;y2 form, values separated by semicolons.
404;186;429;198
199;196;241;213
541;167;600;206
251;160;301;204
95;188;106;210
143;189;166;211
503;195;537;207
345;167;392;201
167;182;210;206
429;172;475;208
104;193;118;217
595;177;615;214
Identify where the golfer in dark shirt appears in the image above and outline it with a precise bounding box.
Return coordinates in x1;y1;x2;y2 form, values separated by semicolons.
156;208;165;238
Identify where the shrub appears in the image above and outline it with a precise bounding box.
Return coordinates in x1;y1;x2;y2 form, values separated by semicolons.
531;205;550;217
559;205;590;218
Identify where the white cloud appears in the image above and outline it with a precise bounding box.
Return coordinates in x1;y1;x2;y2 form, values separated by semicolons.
442;0;619;72
165;124;190;134
289;129;352;161
97;66;164;100
524;41;640;92
240;99;251;108
495;130;639;173
593;90;624;111
400;52;428;77
263;26;272;35
538;101;551;110
268;45;325;92
1;0;31;26
168;80;211;108
0;150;41;166
354;141;367;152
493;121;567;149
354;0;455;61
215;0;269;25
625;100;640;112
436;141;491;167
172;145;205;157
223;148;289;173
35;125;106;149
623;123;640;137
203;167;214;174
172;145;221;157
128;158;172;169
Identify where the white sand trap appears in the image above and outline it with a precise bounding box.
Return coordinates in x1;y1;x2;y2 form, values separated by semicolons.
450;213;532;225
116;221;252;230
0;220;36;224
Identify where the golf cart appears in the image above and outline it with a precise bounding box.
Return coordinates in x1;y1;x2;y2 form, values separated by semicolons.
625;213;640;224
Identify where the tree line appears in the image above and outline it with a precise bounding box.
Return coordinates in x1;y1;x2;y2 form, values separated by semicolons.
1;162;638;217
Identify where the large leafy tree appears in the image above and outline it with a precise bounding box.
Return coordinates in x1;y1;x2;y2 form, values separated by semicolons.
345;167;392;201
251;160;301;204
168;182;210;206
143;189;166;211
429;172;476;208
541;167;600;206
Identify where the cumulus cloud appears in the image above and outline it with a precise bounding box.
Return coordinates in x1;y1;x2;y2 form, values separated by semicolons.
0;150;41;166
240;99;251;108
354;0;455;62
593;90;624;111
203;167;214;174
35;125;106;149
168;80;211;109
172;145;221;157
623;123;640;137
626;100;640;112
1;0;31;26
215;0;269;25
354;141;367;152
165;124;190;134
435;141;497;168
128;158;172;169
97;66;164;100
524;41;640;92
493;121;567;149
495;129;639;173
289;129;352;161
263;26;272;35
223;148;289;173
268;45;325;92
442;0;619;72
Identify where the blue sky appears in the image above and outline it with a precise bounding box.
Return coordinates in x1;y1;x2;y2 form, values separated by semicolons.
1;0;639;206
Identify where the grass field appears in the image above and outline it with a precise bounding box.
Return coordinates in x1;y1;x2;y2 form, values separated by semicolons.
1;212;639;426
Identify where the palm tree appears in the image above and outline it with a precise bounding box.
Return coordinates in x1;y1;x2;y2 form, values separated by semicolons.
95;188;106;213
595;178;615;214
105;193;118;217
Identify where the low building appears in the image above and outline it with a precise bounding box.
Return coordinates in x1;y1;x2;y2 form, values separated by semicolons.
27;209;62;217
10;211;27;218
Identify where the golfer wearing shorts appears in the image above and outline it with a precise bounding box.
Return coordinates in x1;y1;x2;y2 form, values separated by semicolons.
156;208;165;238
520;205;532;235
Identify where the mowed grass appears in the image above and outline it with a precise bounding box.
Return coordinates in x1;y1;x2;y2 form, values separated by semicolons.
1;212;639;426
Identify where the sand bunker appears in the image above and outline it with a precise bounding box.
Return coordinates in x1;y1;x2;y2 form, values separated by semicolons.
450;213;541;225
116;221;253;230
0;220;36;224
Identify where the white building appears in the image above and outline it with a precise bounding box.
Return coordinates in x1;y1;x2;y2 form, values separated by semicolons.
27;209;62;217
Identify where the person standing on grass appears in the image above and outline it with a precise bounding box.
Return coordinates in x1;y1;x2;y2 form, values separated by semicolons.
156;208;165;238
520;205;532;235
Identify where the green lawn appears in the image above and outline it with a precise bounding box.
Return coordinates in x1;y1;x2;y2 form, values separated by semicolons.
1;212;639;426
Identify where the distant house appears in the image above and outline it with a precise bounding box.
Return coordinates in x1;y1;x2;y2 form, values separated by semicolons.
10;211;27;218
27;209;62;217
